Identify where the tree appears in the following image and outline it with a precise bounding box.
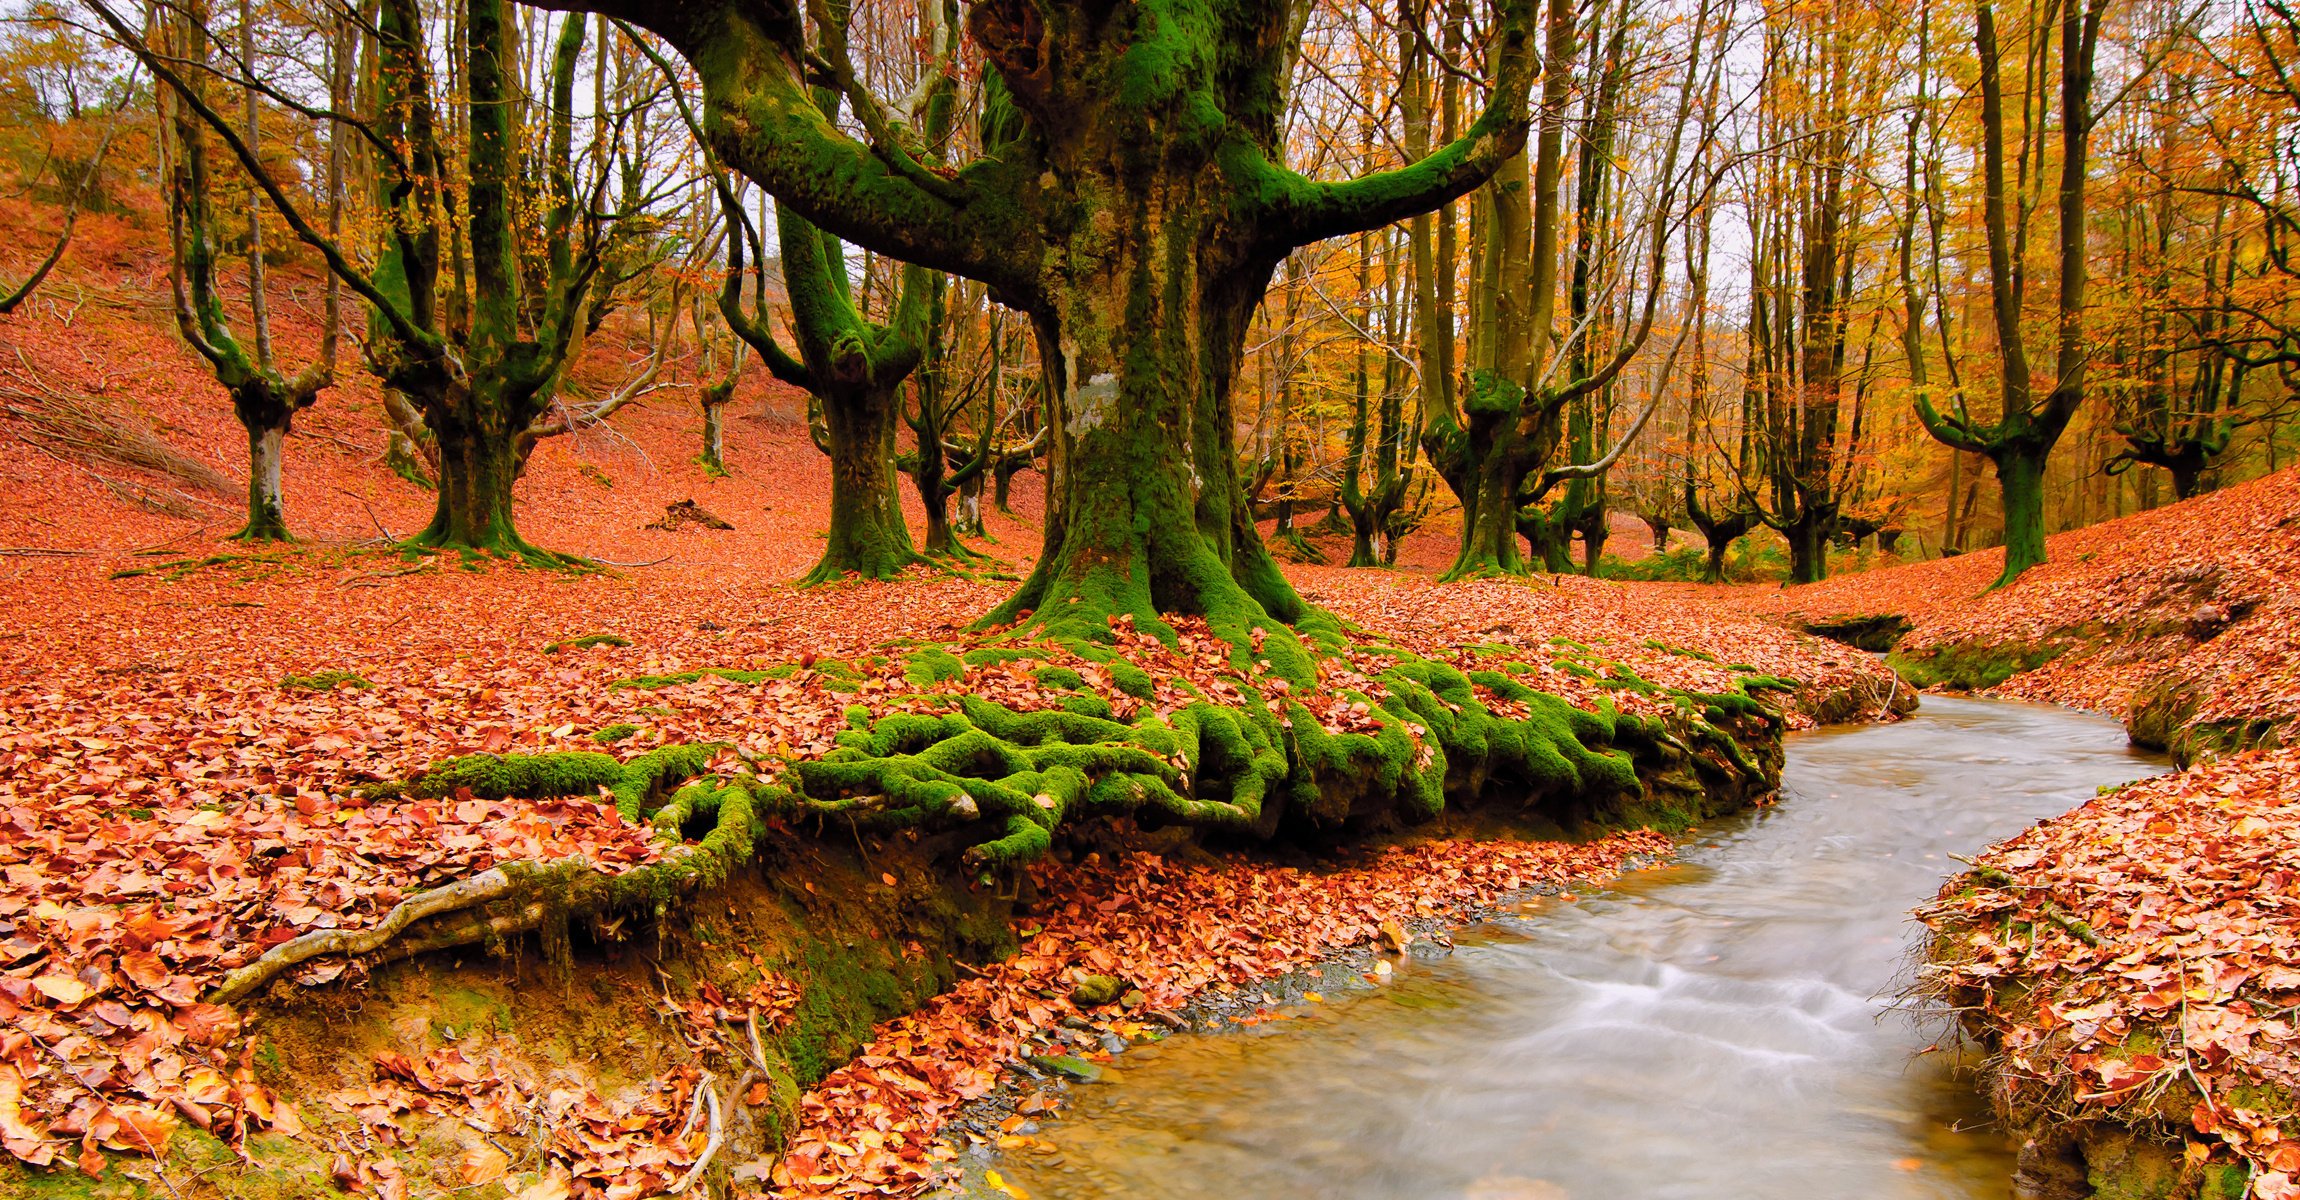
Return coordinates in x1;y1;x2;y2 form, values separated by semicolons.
1736;0;1888;584
0;31;133;316
1422;0;1714;581
154;0;339;541
556;0;1538;659
720;174;934;583
93;0;625;562
1914;0;2112;588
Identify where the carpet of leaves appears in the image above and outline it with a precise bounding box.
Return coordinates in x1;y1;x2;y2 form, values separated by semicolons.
0;204;1897;1193
1917;750;2300;1197
755;830;1673;1198
1750;468;2300;724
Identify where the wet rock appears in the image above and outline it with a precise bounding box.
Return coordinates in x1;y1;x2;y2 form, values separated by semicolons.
1070;973;1127;1006
1099;1033;1127;1055
1027;1054;1104;1083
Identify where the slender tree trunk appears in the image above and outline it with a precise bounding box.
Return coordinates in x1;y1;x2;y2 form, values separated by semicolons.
234;405;292;542
699;400;727;475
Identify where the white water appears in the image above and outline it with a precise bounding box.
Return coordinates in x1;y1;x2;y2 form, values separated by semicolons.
981;697;2165;1200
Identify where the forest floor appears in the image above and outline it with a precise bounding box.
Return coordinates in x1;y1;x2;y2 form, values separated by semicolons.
3;200;2298;1199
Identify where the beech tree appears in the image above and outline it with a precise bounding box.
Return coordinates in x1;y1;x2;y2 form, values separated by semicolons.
155;0;341;541
94;0;625;561
1913;0;2111;588
642;5;948;584
551;0;1538;651
1422;0;1715;580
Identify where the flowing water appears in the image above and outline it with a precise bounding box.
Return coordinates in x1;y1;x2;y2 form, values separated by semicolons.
977;697;2164;1200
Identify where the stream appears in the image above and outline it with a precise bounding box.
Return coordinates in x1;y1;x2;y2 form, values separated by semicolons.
975;697;2165;1199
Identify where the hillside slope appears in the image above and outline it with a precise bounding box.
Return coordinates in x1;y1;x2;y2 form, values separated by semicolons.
1746;467;2300;759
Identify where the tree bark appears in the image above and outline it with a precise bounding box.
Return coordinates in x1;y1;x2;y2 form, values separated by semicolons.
235;408;291;543
1991;442;2049;584
803;382;916;583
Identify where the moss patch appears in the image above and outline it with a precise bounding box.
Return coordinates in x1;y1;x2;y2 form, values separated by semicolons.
544;633;631;654
280;668;372;691
1887;637;2066;690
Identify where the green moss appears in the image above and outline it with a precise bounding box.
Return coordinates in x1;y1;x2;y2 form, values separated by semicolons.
0;1128;349;1200
280;668;372;690
902;645;967;686
544;633;632;653
1033;665;1086;691
1107;659;1155;699
1642;638;1720;663
437;984;513;1038
591;723;641;745
1888;638;2065;690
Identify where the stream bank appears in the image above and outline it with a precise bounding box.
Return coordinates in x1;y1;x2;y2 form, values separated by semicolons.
956;697;2162;1200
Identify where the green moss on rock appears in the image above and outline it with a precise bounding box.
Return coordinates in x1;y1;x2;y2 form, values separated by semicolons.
1888;638;2065;691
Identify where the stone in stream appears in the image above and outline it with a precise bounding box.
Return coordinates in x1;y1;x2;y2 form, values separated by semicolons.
1027;1054;1104;1083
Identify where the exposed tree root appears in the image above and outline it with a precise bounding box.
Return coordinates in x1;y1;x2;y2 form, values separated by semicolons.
211;745;772;1004
217;625;1791;1004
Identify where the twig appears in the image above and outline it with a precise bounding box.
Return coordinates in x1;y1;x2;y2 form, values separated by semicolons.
0;1014;186;1200
666;1079;722;1196
0;546;94;557
586;554;671;568
334;488;392;540
1949;854;2103;947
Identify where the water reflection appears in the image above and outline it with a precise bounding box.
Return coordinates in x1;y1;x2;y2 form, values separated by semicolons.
982;698;2163;1200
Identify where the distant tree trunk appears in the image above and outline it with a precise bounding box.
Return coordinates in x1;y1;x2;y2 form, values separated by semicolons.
240;416;289;541
808;381;916;583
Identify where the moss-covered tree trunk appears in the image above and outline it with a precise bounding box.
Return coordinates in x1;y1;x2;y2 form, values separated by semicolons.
1782;502;1834;585
985;218;1301;643
156;0;334;544
1990;442;2048;584
804;382;914;583
410;380;540;554
577;0;1534;647
234;396;292;542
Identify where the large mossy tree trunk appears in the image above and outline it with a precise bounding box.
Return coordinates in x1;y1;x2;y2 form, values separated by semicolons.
1988;442;2049;585
983;228;1304;646
407;373;548;555
807;381;915;583
570;0;1535;655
